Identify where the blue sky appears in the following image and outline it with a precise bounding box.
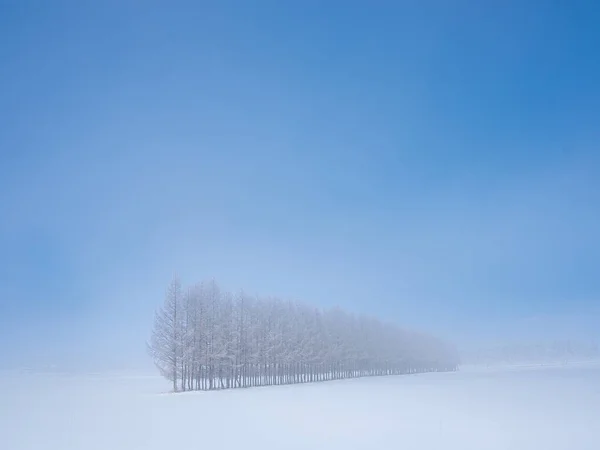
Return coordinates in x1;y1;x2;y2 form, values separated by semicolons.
1;2;599;369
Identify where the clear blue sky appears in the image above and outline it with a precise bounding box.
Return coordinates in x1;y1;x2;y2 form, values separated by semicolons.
1;1;599;369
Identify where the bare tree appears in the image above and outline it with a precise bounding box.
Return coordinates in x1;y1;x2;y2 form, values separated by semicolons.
148;276;183;392
150;277;460;391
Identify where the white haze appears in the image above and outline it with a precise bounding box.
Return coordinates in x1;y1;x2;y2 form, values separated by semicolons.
2;363;599;450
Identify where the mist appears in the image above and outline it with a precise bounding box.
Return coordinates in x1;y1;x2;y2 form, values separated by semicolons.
1;2;600;449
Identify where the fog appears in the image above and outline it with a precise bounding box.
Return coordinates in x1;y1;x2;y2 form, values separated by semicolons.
3;364;599;450
2;2;600;448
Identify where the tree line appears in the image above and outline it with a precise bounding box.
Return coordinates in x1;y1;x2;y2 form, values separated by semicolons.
464;340;600;366
148;277;460;392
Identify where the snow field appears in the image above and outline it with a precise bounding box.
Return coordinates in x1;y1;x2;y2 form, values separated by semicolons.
2;364;599;450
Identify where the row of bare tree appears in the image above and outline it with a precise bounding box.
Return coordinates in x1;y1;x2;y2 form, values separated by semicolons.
148;277;459;392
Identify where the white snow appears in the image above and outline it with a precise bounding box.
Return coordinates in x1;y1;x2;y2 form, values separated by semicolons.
2;364;599;450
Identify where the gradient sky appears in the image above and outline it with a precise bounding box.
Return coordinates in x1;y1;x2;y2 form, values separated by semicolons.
1;1;599;370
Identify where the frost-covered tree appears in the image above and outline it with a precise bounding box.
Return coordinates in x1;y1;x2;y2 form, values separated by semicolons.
148;276;183;392
149;277;460;391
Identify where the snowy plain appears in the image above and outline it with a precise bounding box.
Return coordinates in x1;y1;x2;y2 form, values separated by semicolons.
2;363;599;450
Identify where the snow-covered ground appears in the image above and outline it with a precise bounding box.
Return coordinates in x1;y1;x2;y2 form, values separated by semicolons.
2;363;599;450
